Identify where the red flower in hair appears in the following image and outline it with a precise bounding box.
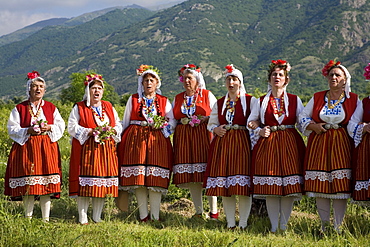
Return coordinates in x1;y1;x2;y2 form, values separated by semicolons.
27;71;40;80
271;59;287;65
84;73;104;86
364;63;370;80
225;65;234;73
178;64;201;80
322;60;340;77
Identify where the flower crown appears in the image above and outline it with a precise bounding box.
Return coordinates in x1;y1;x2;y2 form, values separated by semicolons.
322;60;341;77
224;64;236;74
364;63;370;80
178;64;201;82
268;60;291;72
27;70;40;80
84;73;104;86
136;64;161;78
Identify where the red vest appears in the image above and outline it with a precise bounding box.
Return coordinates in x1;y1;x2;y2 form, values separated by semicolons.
16;100;55;128
259;93;298;125
312;90;358;125
129;93;168;121
173;89;212;120
362;97;370;123
76;100;116;128
217;94;252;125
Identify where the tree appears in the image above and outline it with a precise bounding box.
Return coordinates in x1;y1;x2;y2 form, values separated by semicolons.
59;71;120;105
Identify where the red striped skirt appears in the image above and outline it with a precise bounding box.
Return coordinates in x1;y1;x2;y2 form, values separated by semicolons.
205;129;251;197
352;133;370;201
76;137;118;198
118;125;173;189
172;122;211;185
4;135;61;200
252;129;305;196
304;128;352;197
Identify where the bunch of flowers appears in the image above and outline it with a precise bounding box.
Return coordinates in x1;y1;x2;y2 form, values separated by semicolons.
32;119;48;133
84;73;104;86
27;71;40;80
136;64;161;77
180;115;202;127
92;123;115;144
178;64;201;82
147;115;169;129
364;63;370;80
269;59;291;72
322;60;340;77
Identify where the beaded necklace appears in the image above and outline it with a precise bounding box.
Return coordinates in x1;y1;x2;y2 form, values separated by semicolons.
327;91;345;109
90;105;105;122
28;101;42;120
142;96;156;118
182;91;198;117
225;92;240;124
270;94;285;117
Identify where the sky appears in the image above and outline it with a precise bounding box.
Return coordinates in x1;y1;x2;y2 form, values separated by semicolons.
0;0;183;36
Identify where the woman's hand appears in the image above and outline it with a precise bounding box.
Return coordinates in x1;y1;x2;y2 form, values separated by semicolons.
40;124;52;133
259;126;271;138
248;120;260;130
27;127;41;135
307;123;327;134
363;123;370;133
214;125;227;137
199;116;209;123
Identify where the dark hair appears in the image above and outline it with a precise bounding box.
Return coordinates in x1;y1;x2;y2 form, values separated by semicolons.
89;80;104;88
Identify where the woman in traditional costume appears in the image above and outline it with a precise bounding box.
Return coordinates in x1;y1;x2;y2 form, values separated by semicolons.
118;65;175;221
248;60;305;233
299;60;359;232
5;70;65;222
68;73;122;224
172;64;218;219
205;64;256;229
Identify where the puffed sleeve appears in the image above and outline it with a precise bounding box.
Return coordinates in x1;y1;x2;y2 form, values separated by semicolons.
7;107;30;146
347;100;364;147
298;97;314;136
247;96;261;149
295;96;305;134
112;107;123;143
207;103;219;133
48;107;65;142
208;91;217;109
121;96;133;131
67;104;91;145
162;98;176;138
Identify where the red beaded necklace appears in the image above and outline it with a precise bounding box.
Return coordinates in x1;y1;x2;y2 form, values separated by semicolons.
28;101;42;120
90;106;105;122
270;94;285;117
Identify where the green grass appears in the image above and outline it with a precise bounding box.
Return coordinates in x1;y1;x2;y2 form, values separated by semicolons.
1;102;370;246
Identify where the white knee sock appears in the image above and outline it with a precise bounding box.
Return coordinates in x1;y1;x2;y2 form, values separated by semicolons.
92;198;105;223
135;187;149;220
23;196;35;218
40;195;51;222
188;183;203;215
316;197;331;231
149;190;162;220
280;197;294;231
333;199;347;232
77;197;90;224
238;196;252;229
266;197;281;232
207;196;218;215
222;196;236;228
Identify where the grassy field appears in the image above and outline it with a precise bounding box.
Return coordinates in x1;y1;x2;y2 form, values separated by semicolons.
0;102;370;246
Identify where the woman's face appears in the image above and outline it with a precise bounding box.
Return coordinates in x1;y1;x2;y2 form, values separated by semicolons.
142;73;158;96
226;75;240;94
89;81;104;103
29;80;45;101
327;67;346;91
183;72;198;92
269;68;287;89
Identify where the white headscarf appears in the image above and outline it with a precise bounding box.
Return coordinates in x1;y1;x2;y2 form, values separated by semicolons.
181;69;206;90
82;74;105;107
338;64;351;98
221;64;248;116
137;69;162;102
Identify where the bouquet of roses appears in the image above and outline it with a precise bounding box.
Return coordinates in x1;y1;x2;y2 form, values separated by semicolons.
92;123;115;144
180;115;202;127
32;119;48;133
147;115;169;129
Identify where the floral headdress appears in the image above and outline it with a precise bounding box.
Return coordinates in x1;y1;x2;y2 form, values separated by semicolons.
137;64;162;101
84;73;105;87
363;63;370;80
83;73;105;107
322;60;341;77
26;70;45;98
177;64;206;90
268;59;291;74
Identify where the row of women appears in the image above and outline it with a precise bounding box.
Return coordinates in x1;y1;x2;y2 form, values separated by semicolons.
4;59;370;233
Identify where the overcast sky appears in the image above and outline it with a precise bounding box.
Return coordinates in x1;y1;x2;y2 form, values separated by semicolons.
0;0;183;36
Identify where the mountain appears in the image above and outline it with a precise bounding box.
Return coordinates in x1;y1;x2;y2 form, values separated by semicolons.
1;0;370;101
